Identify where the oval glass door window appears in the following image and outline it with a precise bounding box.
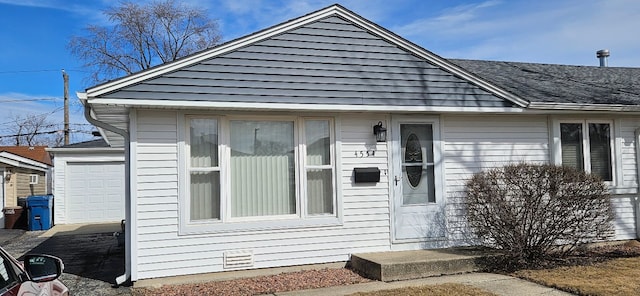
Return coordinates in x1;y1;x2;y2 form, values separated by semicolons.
405;133;422;187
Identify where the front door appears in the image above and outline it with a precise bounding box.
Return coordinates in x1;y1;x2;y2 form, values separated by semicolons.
392;116;445;241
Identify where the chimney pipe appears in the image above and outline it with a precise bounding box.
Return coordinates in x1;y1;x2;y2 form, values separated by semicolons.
596;49;610;67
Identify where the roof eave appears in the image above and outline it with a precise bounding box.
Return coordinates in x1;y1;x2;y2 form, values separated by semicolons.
46;147;124;153
0;152;51;171
88;98;524;113
528;102;640;112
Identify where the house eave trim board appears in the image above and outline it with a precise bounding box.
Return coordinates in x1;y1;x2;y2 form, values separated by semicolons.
83;4;528;108
529;102;640;112
0;152;50;172
88;98;525;113
46;147;125;153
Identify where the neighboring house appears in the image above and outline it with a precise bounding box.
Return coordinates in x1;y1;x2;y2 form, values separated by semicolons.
79;5;640;283
47;139;125;224
0;146;52;228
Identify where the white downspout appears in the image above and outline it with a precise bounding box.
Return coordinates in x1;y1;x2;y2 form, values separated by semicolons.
80;96;132;286
635;128;640;239
1;169;5;228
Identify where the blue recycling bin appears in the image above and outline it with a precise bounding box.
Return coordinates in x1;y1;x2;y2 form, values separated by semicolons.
27;195;53;231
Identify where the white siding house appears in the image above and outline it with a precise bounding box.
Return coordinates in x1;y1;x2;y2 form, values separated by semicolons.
79;4;640;284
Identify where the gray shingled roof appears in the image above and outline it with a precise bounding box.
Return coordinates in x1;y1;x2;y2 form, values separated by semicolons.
450;59;640;105
57;138;109;149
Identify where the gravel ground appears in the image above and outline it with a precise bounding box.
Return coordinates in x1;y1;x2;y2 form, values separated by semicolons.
132;268;370;296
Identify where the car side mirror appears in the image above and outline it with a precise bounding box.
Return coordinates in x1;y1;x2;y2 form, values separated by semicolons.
23;254;64;283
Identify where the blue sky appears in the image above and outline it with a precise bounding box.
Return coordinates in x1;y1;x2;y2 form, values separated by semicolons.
1;0;640;144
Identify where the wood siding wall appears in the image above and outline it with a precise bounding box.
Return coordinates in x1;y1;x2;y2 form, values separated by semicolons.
12;169;50;203
105;17;509;108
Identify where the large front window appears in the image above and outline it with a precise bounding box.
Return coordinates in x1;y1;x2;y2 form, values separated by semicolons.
183;115;336;230
559;121;613;181
230;120;296;217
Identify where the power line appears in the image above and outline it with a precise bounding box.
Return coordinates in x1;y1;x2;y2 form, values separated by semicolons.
0;69;90;74
0;69;60;74
0;129;95;139
0;107;64;126
0;98;61;103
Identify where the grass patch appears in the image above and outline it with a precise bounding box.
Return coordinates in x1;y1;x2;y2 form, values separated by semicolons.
515;256;640;296
347;283;498;296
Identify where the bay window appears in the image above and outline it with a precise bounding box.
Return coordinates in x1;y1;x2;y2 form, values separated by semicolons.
559;121;613;181
181;115;337;232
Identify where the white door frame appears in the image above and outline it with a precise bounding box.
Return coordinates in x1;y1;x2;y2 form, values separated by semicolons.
390;115;446;243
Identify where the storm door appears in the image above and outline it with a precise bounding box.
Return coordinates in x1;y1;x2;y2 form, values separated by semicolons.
392;117;445;241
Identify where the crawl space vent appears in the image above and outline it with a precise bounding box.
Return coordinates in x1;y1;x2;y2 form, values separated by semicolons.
223;250;254;269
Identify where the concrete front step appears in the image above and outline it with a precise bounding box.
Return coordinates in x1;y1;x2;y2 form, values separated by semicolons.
350;248;491;282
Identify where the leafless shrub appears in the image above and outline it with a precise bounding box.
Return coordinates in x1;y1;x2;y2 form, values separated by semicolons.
465;163;614;265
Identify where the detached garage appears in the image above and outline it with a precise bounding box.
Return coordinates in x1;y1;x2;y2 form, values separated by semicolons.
48;139;125;224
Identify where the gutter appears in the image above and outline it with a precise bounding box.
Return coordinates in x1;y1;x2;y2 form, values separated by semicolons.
633;128;640;238
79;94;132;286
529;102;640;112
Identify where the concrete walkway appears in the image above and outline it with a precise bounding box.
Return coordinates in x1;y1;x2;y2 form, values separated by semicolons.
273;273;574;296
1;224;575;296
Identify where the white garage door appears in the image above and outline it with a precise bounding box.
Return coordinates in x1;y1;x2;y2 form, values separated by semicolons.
65;162;125;223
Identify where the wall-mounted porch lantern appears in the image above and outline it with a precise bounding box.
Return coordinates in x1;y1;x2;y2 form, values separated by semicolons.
373;121;387;142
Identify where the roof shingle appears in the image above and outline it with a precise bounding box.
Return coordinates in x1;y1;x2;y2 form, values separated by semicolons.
0;146;52;166
451;59;640;105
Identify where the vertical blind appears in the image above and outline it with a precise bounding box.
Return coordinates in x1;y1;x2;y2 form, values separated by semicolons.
305;120;334;215
560;122;612;181
230;121;295;217
588;123;612;181
189;118;220;220
560;123;584;171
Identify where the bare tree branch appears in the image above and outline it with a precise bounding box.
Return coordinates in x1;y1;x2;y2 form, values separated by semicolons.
68;0;221;84
1;114;64;146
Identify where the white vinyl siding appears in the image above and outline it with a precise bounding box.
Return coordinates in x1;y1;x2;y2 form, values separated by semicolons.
132;110;640;280
441;115;550;245
134;110;390;280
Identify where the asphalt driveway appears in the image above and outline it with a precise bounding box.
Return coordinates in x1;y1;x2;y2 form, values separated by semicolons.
0;224;131;296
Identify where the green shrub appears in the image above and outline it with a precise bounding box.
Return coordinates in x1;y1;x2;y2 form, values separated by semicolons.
465;163;614;264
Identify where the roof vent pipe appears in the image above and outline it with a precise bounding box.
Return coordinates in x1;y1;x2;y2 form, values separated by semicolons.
596;49;610;67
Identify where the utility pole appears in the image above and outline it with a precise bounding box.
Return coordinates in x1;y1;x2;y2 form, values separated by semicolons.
62;69;69;145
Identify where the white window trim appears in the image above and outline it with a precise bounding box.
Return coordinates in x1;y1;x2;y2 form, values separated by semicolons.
29;174;38;185
300;117;337;218
178;113;341;235
551;118;617;186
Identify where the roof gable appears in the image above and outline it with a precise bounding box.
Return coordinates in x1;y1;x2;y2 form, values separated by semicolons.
86;4;526;109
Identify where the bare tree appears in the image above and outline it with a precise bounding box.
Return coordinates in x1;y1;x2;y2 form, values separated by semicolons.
1;114;63;147
69;0;222;83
